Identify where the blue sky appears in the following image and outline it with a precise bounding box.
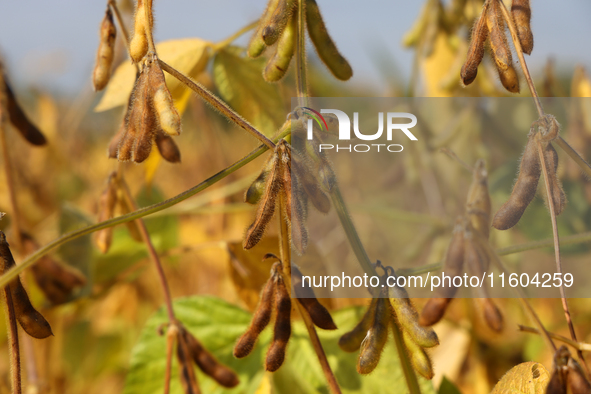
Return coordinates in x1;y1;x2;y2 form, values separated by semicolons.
0;1;589;94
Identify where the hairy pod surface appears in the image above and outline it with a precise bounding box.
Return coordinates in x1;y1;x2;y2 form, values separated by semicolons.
263;8;296;82
2;77;46;146
339;297;378;352
155;132;181;163
493;131;541;230
466;159;491;238
0;232;53;339
511;0;533;55
460;11;488;86
306;0;353;81
486;0;520;93
22;233;86;305
265;272;291;372
182;328;239;388
130;0;151;63
357;294;390;374
262;0;296;46
543;143;566;216
292;265;337;330
401;329;434;380
95;172;119;253
390;286;439;348
248;0;281;58
244;144;285;250
234;268;277;358
93;7;117;91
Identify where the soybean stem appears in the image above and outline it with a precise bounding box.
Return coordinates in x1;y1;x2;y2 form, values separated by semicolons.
278;197;341;394
4;289;21;394
296;0;308;106
144;0;156;53
117;176;175;321
159;59;276;150
391;320;421;394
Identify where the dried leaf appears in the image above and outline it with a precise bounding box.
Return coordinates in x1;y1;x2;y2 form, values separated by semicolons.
490;362;550;394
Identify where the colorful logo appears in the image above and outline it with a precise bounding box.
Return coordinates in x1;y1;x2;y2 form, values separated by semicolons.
301;107;328;132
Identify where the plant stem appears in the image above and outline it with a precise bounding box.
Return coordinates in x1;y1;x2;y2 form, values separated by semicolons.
0;116;22;250
158;59;276;150
164;324;178;394
109;0;131;54
295;0;308;106
118;177;175;321
391;320;421;394
144;0;156;53
212;21;259;52
4;288;22;394
278;196;341;394
518;325;591;352
555;136;591;179
0;126;291;291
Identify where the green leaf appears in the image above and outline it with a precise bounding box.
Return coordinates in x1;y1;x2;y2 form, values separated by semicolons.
124;298;436;394
213;46;284;136
438;377;462;394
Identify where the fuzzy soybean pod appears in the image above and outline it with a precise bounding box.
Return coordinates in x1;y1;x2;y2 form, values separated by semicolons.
292;265;337;330
486;0;520;93
149;58;182;137
338;297;378;353
492;131;541;230
129;0;151;63
248;0;280;58
182;328;239;388
234;268;277;358
0;232;53;339
543;143;566;216
244;148;284;250
263;9;296;83
466;159;492;239
419;218;465;327
306;0;353;81
265;273;292;372
390;285;439;348
401;329;434;380
262;0;296;46
357;292;390;375
92;7;117;91
245;156;273;205
155;132;181;163
567;357;591;394
511;0;533;55
460;10;488;86
2;77;46;146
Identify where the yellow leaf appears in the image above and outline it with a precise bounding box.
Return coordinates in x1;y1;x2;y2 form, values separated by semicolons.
422;33;456;97
491;362;550;394
95;38;211;114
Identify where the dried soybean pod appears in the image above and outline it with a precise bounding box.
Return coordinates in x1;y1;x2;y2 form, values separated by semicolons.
248;0;280;58
265;273;291;372
155;132;181;163
245;157;273;205
475;298;503;332
92;7;117;91
498;65;520;94
130;0;151;63
182;328;239;388
0;232;53;339
547;346;570;394
460;10;488;86
401;329;434;380
291;150;330;214
95;172;119;253
108;119;125;159
234;267;277;358
486;0;520;93
511;0;533;55
177;333;201;394
263;9;296;82
419;298;452;327
543;143;566;216
357;293;390;375
116;188;144;243
148;57;181;137
306;0;353;81
492;131;541;230
339;297;378;352
285;157;309;255
2;78;46;146
390;285;439;348
244;148;284;250
292;265;336;330
262;0;296;46
466;159;492;239
567;357;591;394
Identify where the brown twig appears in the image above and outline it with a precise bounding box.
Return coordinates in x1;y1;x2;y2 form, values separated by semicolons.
4;288;22;394
518;325;591;352
158;59;276;150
